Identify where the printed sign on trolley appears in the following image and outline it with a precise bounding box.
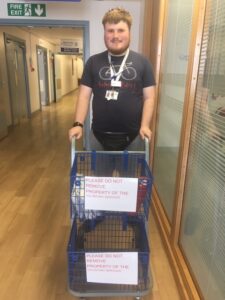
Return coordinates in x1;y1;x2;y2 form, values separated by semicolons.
84;176;138;212
85;252;138;285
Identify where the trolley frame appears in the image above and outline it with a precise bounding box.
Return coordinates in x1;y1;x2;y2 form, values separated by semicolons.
67;138;153;299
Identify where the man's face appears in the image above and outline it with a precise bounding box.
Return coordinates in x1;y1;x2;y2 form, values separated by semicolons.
104;21;130;55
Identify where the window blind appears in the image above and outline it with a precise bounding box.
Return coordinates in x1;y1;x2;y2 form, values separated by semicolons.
180;0;225;299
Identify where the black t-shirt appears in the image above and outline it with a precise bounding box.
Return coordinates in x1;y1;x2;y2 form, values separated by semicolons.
81;50;155;133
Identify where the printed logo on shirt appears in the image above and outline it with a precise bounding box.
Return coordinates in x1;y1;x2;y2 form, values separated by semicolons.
99;62;137;81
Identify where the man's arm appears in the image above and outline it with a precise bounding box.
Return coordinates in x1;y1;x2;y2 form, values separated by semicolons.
69;84;92;141
140;86;155;140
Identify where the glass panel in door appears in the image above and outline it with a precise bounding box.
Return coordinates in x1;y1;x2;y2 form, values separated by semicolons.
153;0;195;221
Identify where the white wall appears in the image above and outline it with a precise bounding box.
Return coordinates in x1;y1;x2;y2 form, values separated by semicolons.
55;54;79;100
76;56;84;79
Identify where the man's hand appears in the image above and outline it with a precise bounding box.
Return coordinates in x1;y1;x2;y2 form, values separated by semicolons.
68;126;83;142
139;126;152;140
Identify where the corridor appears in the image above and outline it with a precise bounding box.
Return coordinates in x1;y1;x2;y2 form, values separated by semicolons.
0;90;180;300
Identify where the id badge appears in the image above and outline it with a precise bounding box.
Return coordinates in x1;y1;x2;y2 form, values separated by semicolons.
105;90;119;100
111;79;121;87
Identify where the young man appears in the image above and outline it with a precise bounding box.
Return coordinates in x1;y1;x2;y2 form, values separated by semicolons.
69;8;155;150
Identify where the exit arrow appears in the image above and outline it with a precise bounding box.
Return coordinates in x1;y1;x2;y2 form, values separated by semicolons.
35;4;43;16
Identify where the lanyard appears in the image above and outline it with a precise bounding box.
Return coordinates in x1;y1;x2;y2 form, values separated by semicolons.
108;49;129;82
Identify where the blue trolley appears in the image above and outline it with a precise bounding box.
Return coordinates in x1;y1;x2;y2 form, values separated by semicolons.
67;139;153;299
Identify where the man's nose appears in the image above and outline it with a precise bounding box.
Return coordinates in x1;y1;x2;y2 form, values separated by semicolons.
113;30;119;38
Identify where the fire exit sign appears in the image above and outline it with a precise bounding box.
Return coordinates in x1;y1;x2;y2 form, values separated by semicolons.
8;3;46;17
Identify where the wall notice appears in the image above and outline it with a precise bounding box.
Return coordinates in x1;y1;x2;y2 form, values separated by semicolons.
85;176;138;212
85;252;138;285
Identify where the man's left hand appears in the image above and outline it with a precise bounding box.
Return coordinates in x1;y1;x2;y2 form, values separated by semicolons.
140;126;152;140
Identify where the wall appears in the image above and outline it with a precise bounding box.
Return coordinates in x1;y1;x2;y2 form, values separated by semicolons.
54;54;79;100
76;56;84;80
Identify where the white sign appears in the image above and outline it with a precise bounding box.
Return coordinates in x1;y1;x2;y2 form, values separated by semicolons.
85;176;138;212
59;39;81;54
60;39;79;48
85;252;138;285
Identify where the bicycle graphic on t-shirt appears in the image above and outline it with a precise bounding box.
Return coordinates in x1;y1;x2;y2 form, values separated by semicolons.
99;62;137;81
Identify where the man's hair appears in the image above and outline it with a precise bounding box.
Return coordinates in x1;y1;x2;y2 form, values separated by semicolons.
102;8;132;29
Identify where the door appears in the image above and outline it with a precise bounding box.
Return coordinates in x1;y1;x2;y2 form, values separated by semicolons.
37;46;49;106
0;64;8;139
49;51;56;103
5;35;30;125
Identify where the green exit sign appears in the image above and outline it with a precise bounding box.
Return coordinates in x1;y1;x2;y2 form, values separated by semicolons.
8;3;46;17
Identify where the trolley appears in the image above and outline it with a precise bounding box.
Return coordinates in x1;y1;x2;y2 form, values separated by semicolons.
67;138;153;299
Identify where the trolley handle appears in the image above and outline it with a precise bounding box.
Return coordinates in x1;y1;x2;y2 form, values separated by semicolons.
71;137;76;167
71;136;150;166
144;137;149;164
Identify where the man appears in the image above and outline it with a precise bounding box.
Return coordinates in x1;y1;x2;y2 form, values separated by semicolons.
69;7;155;150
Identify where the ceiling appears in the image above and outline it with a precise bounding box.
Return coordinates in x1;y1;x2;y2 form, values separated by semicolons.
20;26;83;46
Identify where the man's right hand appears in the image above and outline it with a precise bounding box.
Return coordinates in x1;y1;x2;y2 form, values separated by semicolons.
68;126;83;142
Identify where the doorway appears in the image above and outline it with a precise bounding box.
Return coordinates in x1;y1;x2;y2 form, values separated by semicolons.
49;51;56;103
4;34;30;125
36;45;49;106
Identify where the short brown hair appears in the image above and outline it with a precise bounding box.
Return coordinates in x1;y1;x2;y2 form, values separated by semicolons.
102;8;132;29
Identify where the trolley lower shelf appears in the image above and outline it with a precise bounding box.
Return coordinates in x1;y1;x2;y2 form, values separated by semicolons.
67;215;152;298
